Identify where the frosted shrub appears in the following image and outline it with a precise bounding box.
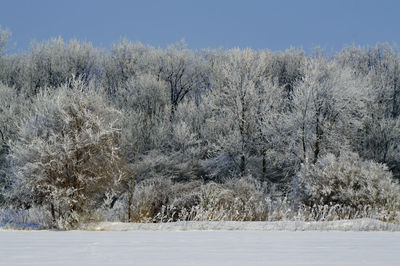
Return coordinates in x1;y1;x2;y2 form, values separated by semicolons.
195;177;268;221
9;81;124;229
295;152;400;222
129;178;172;222
128;176;302;223
129;178;201;222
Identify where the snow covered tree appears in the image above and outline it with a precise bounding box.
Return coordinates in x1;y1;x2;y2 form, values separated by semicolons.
154;41;207;120
0;84;28;206
256;82;295;184
24;38;101;96
289;56;367;164
203;48;268;178
0;26;9;56
337;44;400;178
264;48;305;99
0;26;11;85
9;80;124;228
102;40;151;97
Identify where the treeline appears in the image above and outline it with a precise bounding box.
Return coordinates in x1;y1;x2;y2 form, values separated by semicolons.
0;27;400;228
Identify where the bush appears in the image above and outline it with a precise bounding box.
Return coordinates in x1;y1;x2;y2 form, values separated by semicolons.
9;80;125;229
127;178;201;222
294;152;400;222
125;176;272;222
195;177;268;221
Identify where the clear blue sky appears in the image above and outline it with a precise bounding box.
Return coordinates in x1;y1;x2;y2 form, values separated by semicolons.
1;0;399;52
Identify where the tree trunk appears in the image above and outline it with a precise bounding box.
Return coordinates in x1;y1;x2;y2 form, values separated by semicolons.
262;148;267;181
170;103;177;121
50;202;56;223
128;180;134;222
240;154;246;177
301;121;307;163
0;128;4;143
313;117;322;164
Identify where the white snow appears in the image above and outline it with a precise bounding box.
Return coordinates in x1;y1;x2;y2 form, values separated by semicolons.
83;219;400;231
0;230;400;266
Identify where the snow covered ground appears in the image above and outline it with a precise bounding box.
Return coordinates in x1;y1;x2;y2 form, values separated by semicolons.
1;220;400;266
0;230;400;265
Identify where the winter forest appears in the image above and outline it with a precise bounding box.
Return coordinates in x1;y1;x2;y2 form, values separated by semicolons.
1;26;400;229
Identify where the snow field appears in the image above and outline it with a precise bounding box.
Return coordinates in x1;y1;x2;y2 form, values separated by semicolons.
0;230;399;266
